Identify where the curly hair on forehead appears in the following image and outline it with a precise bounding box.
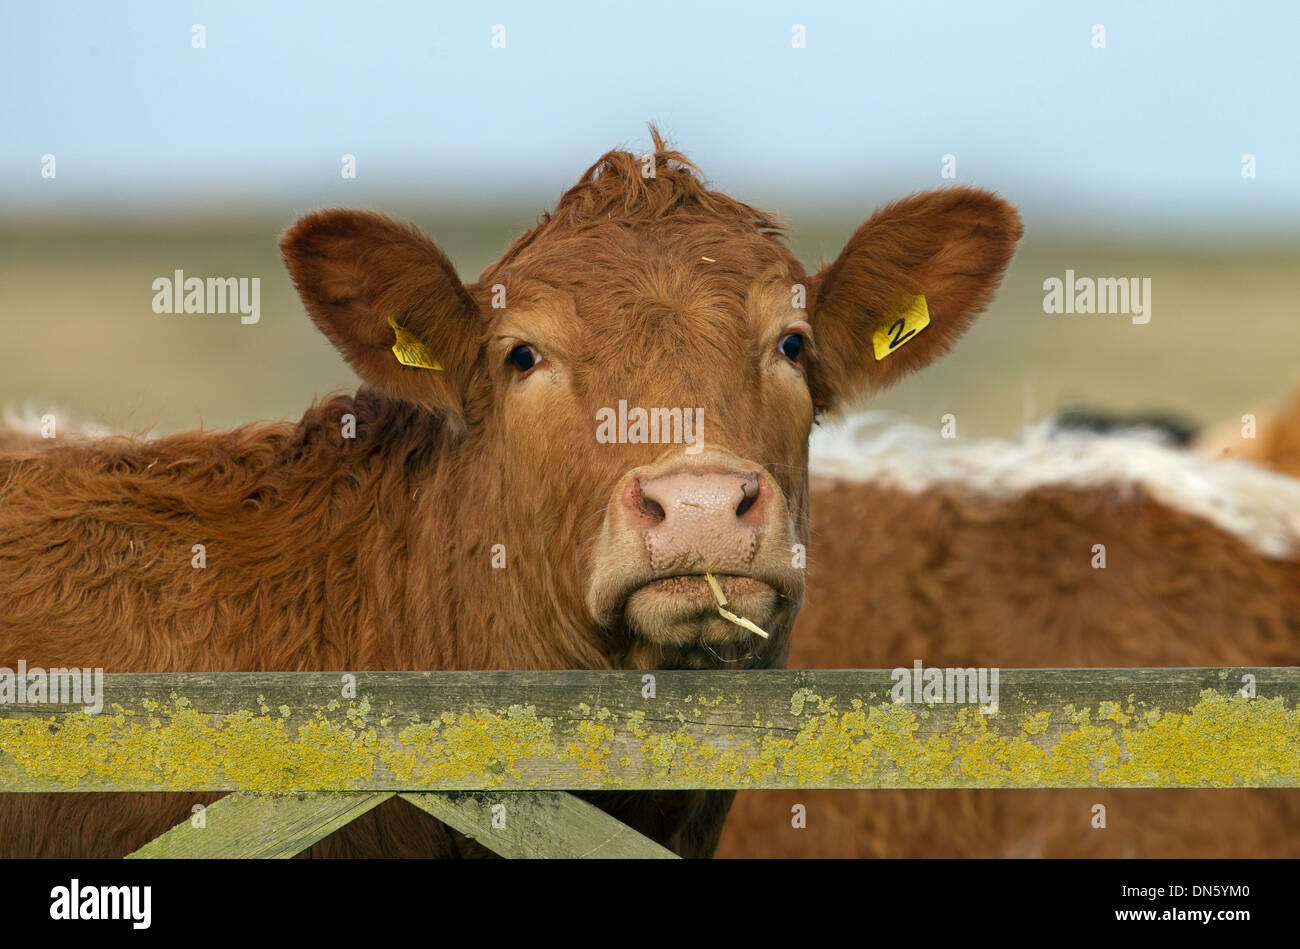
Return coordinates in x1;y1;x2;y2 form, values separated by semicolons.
490;125;788;274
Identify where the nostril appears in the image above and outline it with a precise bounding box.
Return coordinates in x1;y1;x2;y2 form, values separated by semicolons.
627;478;666;524
735;473;760;519
640;495;666;522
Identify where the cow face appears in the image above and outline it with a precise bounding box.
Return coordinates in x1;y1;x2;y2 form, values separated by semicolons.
282;138;1021;669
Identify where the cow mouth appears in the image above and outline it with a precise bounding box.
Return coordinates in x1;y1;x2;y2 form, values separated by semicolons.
634;573;771;603
620;573;781;646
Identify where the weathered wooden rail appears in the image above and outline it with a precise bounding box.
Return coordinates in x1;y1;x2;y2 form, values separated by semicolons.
1;668;1296;857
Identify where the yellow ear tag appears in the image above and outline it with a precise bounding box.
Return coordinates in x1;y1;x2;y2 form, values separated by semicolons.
872;293;930;360
388;316;443;371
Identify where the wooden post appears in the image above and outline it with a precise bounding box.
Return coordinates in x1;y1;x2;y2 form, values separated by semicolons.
1;669;1295;792
1;668;1295;858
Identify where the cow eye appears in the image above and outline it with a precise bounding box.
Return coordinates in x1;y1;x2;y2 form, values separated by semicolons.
507;344;542;373
777;332;805;361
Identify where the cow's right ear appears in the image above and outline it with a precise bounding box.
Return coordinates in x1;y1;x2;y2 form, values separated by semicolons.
281;209;481;420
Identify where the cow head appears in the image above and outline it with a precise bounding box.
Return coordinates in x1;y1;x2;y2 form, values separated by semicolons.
281;130;1021;670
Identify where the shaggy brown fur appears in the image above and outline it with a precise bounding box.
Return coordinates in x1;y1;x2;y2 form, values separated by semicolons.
717;477;1300;857
0;130;1021;856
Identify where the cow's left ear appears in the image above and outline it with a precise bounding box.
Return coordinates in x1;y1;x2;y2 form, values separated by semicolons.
807;187;1022;414
281;209;481;421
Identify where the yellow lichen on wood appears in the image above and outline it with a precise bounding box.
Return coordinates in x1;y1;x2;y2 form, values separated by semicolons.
0;685;1297;791
387;705;555;787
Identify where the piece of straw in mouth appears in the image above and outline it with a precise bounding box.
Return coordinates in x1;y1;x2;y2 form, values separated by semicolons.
705;571;770;639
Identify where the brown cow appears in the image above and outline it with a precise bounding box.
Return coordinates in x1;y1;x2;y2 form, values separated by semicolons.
0;131;1021;857
1197;384;1300;479
718;416;1300;857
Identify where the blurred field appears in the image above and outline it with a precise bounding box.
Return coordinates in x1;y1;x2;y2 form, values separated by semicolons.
2;209;1297;439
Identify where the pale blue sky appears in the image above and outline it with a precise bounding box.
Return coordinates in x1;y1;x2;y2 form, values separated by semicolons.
3;0;1297;234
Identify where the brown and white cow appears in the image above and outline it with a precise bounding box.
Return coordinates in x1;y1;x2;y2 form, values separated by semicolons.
0;131;1021;857
719;415;1300;857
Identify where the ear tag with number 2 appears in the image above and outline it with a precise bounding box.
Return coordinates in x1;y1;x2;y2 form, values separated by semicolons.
872;294;930;360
